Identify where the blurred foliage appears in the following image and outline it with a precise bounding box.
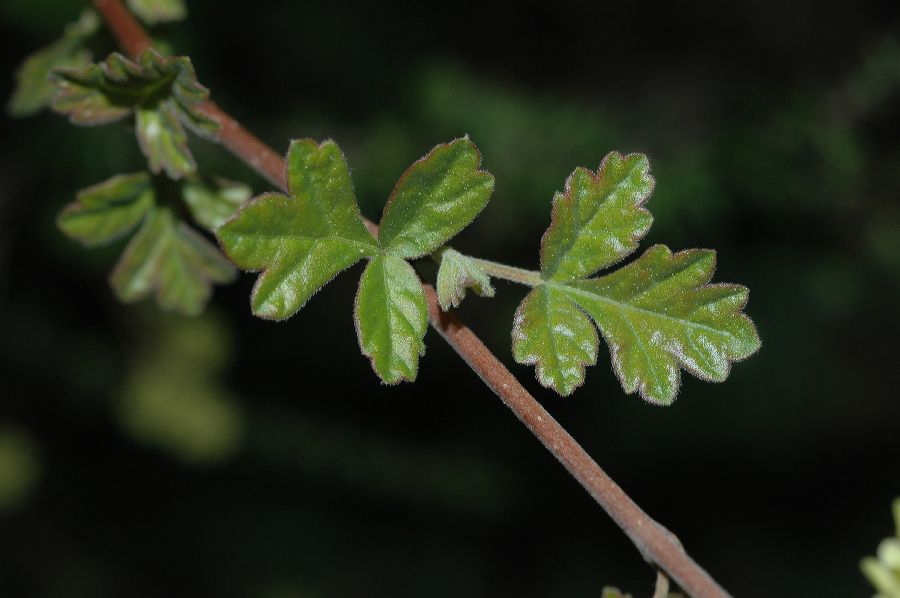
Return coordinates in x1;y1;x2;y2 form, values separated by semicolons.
862;499;900;598
0;423;41;512
117;310;243;464
1;0;899;597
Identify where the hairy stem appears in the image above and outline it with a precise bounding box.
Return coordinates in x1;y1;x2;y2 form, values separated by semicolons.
469;257;542;286
92;2;732;596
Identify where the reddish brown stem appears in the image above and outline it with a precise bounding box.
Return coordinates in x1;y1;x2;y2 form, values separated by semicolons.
91;1;732;596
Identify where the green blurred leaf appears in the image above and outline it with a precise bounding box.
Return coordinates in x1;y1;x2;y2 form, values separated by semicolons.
217;139;378;320
513;154;759;404
57;172;154;245
355;253;428;384
6;9;98;117
52;49;217;178
182;175;251;231
435;248;494;310
126;0;187;24
111;207;236;315
512;284;598;396
862;499;900;598
376;137;494;258
541;152;654;281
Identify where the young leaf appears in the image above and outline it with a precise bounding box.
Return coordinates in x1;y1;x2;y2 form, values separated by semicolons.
355;254;428;384
541;152;654;282
57;172;154;245
126;0;187;24
513;153;760;404
182;176;251;231
512;285;598;396
52;49;217;179
376;137;494;259
435;248;495;310
216;139;378;320
111;207;236;316
6;9;98;117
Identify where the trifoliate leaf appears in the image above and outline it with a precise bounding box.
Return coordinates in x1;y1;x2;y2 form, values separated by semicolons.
126;0;187;24
512;284;598;396
57;172;154;246
559;245;760;404
216;139;378;320
513;153;759;404
182;176;251;231
6;9;98;117
111;207;236;315
355;253;428;384
435;248;495;310
52;49;217;179
541;152;654;282
376;137;494;259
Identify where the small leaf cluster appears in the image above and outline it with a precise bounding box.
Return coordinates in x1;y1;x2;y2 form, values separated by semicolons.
216;137;493;383
58;173;248;315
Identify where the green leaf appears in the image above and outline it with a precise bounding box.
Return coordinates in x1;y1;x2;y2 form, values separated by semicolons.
377;137;494;258
52;49;217;179
182;176;251;231
557;245;760;404
541;152;654;282
355;253;428;384
512;285;598;396
111;207;236;316
435;248;495;310
126;0;187;24
6;9;98;117
216;139;378;320
513;153;759;403
58;172;154;246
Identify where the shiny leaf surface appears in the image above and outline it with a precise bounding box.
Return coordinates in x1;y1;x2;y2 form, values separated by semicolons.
57;172;154;246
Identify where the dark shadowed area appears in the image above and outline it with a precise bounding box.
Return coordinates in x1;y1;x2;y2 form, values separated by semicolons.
1;0;899;596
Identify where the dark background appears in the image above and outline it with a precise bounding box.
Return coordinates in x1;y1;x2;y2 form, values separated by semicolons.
1;0;899;596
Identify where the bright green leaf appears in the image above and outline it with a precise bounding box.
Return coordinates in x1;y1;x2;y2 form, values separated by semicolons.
52;49;217;179
111;207;236;316
512;285;598;396
377;137;494;258
435;248;495;310
514;153;759;403
6;9;98;117
557;245;760;404
355;253;428;384
126;0;187;24
216;139;378;320
541;152;654;282
182;175;251;231
58;172;154;246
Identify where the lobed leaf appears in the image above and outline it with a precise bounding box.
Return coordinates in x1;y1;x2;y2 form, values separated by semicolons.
182;176;251;231
52;49;217;179
512;285;598;396
435;248;495;310
58;172;154;246
377;137;494;259
541;152;654;282
355;254;428;384
557;245;760;404
514;152;759;403
6;9;98;117
111;207;236;316
216;139;378;320
127;0;187;24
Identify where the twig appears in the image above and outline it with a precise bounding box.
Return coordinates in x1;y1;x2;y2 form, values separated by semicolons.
90;2;731;596
653;570;672;598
